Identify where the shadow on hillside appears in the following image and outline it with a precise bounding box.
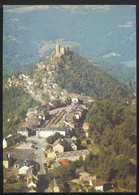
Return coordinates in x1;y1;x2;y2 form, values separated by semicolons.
78;145;87;150
37;174;49;192
103;183;116;191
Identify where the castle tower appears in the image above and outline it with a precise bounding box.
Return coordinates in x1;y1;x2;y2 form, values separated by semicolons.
60;46;66;55
66;47;69;52
56;43;60;55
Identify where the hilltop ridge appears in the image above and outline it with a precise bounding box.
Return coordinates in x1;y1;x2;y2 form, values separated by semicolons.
4;44;135;106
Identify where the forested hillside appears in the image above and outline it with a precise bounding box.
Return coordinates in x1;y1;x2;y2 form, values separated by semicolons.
53;52;135;104
3;86;41;137
84;98;136;191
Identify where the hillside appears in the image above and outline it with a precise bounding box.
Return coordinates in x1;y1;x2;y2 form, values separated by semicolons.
51;52;135;104
3;49;135;138
3;86;41;137
84;97;136;191
3;5;136;84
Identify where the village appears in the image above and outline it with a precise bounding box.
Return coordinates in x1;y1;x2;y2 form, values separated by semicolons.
3;44;106;193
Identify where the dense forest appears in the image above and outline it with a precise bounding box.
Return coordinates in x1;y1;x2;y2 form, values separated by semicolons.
84;98;136;191
3;86;41;137
53;52;135;104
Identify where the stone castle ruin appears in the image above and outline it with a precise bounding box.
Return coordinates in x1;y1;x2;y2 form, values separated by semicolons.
55;43;69;57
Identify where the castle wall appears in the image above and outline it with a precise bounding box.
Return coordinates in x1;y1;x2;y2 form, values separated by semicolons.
56;44;60;55
55;44;69;56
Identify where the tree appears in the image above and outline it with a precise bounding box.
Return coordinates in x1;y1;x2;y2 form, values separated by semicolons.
46;144;52;150
78;155;83;167
68;161;77;173
53;165;69;180
75;127;80;138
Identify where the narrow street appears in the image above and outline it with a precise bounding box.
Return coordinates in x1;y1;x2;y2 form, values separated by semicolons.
26;136;46;175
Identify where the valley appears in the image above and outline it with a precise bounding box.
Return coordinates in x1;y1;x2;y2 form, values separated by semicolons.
2;4;136;193
3;45;136;193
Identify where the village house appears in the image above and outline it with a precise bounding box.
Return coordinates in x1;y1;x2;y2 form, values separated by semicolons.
46;146;53;153
71;136;77;142
18;126;31;137
64;120;75;130
55;149;89;161
37;63;45;70
52;138;77;153
14;159;25;169
18;165;32;176
28;186;37;193
26;115;41;131
81;130;89;138
89;179;104;192
14;159;36;173
26;107;38;118
46;152;56;161
3;133;26;149
47;178;65;193
37;104;50;120
73;104;84;117
64;113;75;129
58;158;69;165
71;97;79;104
79;172;97;182
74;112;80;120
27;174;38;193
36;127;67;138
81;123;89;138
3;153;13;169
82;123;89;131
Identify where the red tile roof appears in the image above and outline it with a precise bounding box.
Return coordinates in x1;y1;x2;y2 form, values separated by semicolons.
92;179;104;186
58;159;69;165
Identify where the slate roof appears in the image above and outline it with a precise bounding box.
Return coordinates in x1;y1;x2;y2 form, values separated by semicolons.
5;133;26;142
36;127;66;132
53;138;76;151
3;153;12;161
14;159;25;168
56;149;89;159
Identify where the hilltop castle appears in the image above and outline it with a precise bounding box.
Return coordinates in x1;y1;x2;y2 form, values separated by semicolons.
55;43;69;57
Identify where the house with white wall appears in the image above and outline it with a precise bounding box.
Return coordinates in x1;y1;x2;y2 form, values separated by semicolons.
36;127;67;138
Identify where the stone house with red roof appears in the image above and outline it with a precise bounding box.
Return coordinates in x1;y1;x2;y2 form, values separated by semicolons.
89;179;104;192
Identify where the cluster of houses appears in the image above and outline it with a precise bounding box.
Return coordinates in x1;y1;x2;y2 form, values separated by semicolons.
18;104;51;137
3;45;102;192
44;135;104;192
3;153;38;192
35;97;89;139
3;104;50;149
45;135;89;162
76;169;104;192
5;44;94;107
64;98;84;129
3;96;89;149
3;133;26;149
